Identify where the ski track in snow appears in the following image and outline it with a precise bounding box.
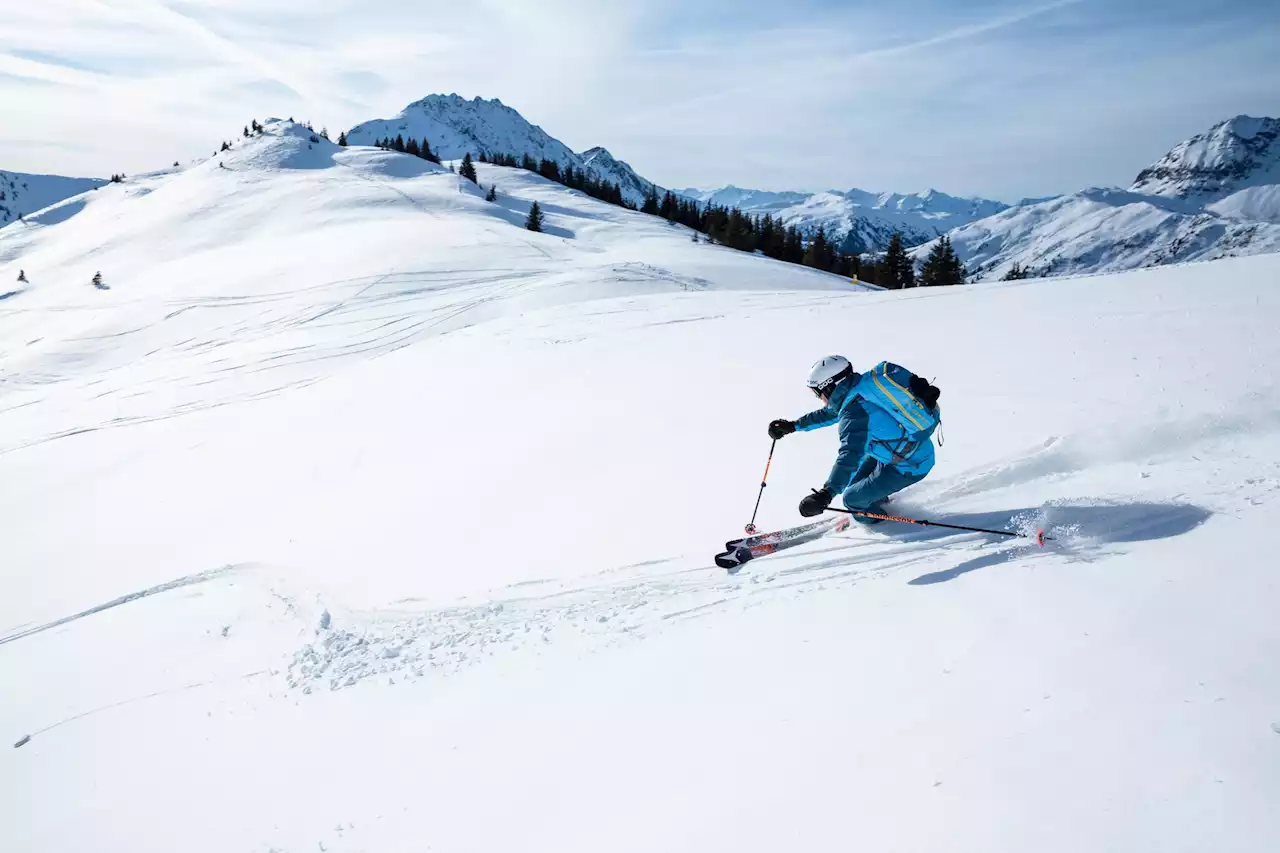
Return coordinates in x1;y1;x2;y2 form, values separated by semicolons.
0;564;240;647
283;527;1055;695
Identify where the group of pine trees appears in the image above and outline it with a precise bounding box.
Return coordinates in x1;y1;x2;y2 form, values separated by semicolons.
371;134;443;165
481;151;632;209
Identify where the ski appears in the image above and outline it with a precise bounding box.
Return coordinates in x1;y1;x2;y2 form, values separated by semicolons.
715;515;852;573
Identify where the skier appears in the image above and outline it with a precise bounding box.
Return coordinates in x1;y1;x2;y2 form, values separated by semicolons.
767;355;941;523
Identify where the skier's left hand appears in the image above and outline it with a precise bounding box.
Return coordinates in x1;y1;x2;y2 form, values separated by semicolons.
768;419;796;440
798;488;832;517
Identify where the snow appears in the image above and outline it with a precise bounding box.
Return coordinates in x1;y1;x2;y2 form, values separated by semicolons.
0;169;105;228
677;184;1009;252
2;118;1280;853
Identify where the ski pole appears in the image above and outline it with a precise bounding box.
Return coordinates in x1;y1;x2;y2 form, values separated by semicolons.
825;505;1050;546
744;440;777;534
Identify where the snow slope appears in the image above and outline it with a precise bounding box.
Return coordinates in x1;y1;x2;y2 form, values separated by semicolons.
918;116;1280;280
345;94;666;205
2;118;1279;853
678;184;1009;252
0;169;105;228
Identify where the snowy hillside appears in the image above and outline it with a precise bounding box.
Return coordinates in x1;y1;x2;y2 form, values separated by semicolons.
678;184;1008;252
345;94;665;205
918;115;1280;280
0;170;105;228
3;113;1280;853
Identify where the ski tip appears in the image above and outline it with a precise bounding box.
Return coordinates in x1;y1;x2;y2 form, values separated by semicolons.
1036;528;1046;547
714;546;753;573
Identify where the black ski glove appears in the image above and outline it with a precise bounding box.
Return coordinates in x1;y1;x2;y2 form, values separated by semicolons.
798;488;832;518
768;419;796;440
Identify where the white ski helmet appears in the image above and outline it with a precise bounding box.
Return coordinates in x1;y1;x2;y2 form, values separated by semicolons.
806;354;853;399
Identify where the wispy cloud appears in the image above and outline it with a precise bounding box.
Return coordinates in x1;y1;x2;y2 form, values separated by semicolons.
2;0;1277;200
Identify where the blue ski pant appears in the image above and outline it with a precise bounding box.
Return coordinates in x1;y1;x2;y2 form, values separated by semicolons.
841;458;927;524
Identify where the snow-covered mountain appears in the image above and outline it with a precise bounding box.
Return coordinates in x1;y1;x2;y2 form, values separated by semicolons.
346;94;665;205
917;115;1280;280
1131;115;1280;201
4;113;1280;851
579;146;663;204
347;94;579;167
1;170;105;228
677;184;1009;253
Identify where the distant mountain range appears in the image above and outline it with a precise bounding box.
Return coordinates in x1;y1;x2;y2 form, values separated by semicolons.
675;186;1009;254
5;97;1279;281
913;116;1280;280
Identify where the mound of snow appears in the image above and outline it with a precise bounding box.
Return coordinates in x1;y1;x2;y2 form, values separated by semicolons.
1207;184;1280;223
220;119;345;171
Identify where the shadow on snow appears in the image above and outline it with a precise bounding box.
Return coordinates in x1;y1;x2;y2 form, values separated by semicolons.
901;501;1212;586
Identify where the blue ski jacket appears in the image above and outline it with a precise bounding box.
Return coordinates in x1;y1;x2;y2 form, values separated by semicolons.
795;372;936;493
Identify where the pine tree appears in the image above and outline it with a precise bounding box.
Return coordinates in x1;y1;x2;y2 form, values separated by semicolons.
91;271;103;288
17;269;27;283
919;236;951;286
319;127;329;141
460;152;478;183
337;130;348;147
422;139;440;164
485;185;497;202
1002;262;1029;281
244;126;250;138
641;188;659;216
882;232;915;289
393;134;405;152
525;201;544;232
521;153;537;172
803;226;835;270
221;141;231;152
942;237;967;285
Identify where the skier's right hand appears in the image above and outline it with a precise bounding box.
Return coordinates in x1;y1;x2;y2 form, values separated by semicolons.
768;419;796;440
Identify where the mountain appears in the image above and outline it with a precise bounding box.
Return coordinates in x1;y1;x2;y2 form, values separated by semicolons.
346;94;664;205
1;170;105;228
1130;115;1280;201
578;146;665;205
677;184;1009;253
918;115;1280;280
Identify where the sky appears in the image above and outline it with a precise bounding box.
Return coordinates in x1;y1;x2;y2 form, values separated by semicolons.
2;0;1278;201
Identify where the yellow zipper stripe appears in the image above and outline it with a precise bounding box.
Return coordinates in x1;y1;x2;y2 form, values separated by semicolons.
871;367;927;431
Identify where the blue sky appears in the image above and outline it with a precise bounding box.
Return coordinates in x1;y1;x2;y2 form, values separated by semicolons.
1;0;1277;200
